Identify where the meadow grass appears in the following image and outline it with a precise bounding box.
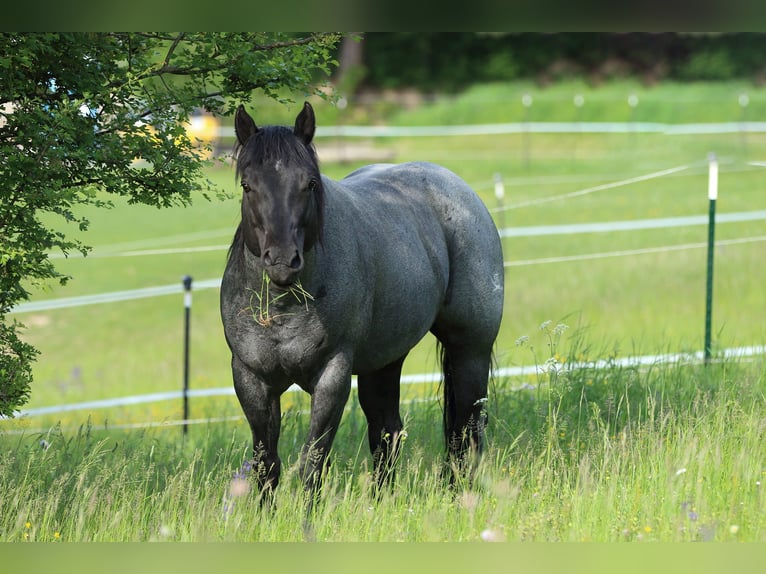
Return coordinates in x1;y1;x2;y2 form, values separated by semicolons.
224;79;766;128
2;80;766;541
3;81;764;422
10;125;765;423
2;330;764;542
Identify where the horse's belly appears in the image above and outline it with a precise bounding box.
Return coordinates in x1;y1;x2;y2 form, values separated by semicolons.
351;332;428;375
351;284;442;374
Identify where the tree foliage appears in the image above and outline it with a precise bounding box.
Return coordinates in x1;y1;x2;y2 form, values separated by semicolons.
360;33;766;91
0;32;340;417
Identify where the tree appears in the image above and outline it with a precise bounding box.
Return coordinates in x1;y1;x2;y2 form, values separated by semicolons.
0;32;341;417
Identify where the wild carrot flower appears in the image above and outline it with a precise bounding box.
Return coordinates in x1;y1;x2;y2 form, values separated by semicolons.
480;528;505;542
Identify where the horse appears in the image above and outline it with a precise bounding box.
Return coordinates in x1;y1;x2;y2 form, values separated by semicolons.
220;101;504;499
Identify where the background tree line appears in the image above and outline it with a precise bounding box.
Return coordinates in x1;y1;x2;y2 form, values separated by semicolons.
339;33;766;91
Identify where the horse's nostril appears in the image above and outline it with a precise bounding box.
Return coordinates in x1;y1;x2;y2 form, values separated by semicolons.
263;251;273;267
290;252;302;269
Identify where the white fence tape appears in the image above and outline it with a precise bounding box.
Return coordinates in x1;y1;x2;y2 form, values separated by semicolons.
492;165;691;212
10;278;222;314
504;235;766;267
7;345;764;422
215;122;766;139
499;210;766;238
10;211;766;315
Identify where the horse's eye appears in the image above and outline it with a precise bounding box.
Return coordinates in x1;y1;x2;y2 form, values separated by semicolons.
307;178;318;193
241;182;251;193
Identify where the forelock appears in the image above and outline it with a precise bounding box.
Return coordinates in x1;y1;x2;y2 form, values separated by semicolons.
235;125;319;179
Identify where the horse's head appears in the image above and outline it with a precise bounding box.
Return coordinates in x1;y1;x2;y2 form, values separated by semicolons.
234;102;324;287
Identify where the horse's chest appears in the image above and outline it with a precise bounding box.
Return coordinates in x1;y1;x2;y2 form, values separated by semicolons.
227;312;328;386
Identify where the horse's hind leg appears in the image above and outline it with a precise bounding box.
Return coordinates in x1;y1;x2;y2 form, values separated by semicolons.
357;355;406;488
438;344;492;470
431;213;503;480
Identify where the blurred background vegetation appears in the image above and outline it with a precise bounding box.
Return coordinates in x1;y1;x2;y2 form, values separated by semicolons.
335;33;766;92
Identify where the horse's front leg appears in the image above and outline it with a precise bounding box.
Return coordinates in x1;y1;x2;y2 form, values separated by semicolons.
232;355;282;494
300;352;353;499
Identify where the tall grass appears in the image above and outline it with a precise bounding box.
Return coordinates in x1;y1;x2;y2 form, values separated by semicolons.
3;330;764;541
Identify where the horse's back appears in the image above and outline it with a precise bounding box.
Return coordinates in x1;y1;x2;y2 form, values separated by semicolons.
339;162;495;236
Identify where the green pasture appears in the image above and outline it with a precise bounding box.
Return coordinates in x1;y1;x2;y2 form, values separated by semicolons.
7;81;766;428
245;79;766;127
2;79;766;541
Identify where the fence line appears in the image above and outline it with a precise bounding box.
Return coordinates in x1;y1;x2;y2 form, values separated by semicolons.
51;244;231;260
504;235;766;267
11;211;766;315
217;122;766;140
9;278;222;314
491;164;691;212
5;345;764;429
48;228;235;259
499;210;766;238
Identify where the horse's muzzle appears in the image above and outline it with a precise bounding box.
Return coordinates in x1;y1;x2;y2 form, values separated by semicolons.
263;249;303;287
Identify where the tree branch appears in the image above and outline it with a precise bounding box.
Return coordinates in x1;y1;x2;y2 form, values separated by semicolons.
149;33;333;77
161;32;186;69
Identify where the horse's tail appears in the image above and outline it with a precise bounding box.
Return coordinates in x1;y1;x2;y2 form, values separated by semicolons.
438;341;455;452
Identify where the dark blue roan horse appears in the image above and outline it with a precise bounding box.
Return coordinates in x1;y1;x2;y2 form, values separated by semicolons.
221;102;504;497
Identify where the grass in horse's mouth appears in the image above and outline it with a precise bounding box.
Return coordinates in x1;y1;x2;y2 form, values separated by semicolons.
247;271;314;327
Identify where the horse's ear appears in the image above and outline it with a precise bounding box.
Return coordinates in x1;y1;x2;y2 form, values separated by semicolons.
293;102;315;146
235;105;258;146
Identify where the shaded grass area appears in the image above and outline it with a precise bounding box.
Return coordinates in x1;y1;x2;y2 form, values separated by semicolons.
2;332;764;541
